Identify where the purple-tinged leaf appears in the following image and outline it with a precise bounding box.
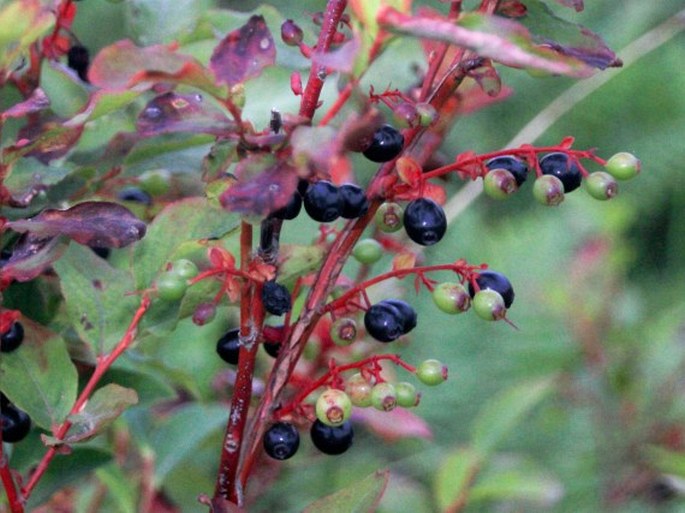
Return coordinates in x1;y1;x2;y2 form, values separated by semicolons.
519;0;620;69
468;59;502;97
136;92;236;137
377;7;592;77
210;15;276;86
8;201;147;248
302;469;389;513
0;88;50;120
353;407;433;442
290;125;353;183
219;156;298;217
555;0;584;12
497;0;528;18
5;121;84;165
312;35;361;74
89;40;227;98
0;235;67;283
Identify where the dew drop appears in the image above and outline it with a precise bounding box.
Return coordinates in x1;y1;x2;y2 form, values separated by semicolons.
260;37;270;50
142;106;162;119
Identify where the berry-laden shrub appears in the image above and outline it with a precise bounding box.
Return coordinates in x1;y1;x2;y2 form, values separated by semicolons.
0;0;654;511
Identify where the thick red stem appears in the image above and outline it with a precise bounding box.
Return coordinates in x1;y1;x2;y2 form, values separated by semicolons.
1;452;23;513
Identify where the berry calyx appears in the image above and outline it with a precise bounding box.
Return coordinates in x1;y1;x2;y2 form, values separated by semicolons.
585;171;618;200
1;321;24;353
262;281;292;316
486;155;528;186
375;202;404;233
468;270;515;308
533;175;565;206
605;152;641;180
362;124;404;163
345;373;373;407
1;403;31;443
370;382;397;411
303;181;342;223
472;289;507;321
382;299;417;334
352;238;383;265
483;169;518;200
403;198;447;246
263;422;300;460
310;419;354;455
170;259;199;280
396;381;421;407
416;359;448;386
315;388;352;426
216;328;240;365
339;183;369;219
539;152;582;193
364;302;404;343
330;318;357;346
271;190;302;220
432;282;471;314
156;272;188;301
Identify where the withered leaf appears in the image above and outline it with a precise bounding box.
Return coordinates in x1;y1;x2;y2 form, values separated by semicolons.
8;201;147;248
0;235;67;283
0;88;50;120
210;15;276;86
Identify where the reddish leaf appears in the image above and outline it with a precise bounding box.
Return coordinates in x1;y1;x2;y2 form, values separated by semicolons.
219;157;298;217
89;40;226;97
455;81;513;115
396;157;422;188
0;88;50;120
497;0;528;18
467;59;502;97
353;407;433;442
0;235;67;283
136;92;236;137
291;125;352;182
210;15;276;87
555;0;584;12
312;35;360;74
7;121;84;165
392;252;416;272
8;202;146;248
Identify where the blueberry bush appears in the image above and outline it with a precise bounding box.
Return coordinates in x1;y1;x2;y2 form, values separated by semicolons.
1;0;684;512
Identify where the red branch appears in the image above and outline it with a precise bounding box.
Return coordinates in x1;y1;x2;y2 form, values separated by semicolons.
1;451;22;513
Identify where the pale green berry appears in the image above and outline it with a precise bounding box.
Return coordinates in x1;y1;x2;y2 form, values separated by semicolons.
432;282;471;314
483;169;518;200
473;289;506;321
416;359;448;386
370;382;397;411
375;202;404;233
396;382;421;407
533;175;565;206
315;388;352;427
585;171;618;200
352;238;383;264
330;318;357;346
345;373;373;407
605;152;641;180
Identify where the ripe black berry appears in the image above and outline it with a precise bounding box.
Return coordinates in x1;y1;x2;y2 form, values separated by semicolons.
67;45;90;82
1;321;24;353
403;198;447;246
303;181;342;223
263;422;300;460
262;281;292;316
118;187;152;205
486;155;528;186
539;152;582;193
364;302;404;343
90;246;111;259
216;328;240;365
382;299;417;334
468;270;515;308
310;419;354;455
338;184;369;219
363;125;404;163
1;403;31;443
271;190;302;220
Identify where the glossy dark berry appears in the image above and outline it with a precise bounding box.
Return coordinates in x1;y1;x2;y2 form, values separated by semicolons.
303;181;342;223
90;246;111;259
262;325;284;358
216;328;240;365
403;198;447;246
362;125;404;163
310;419;354;455
486;155;528;186
364;302;404;342
1;321;24;353
262;281;292;316
263;422;300;460
263;340;281;358
118;187;152;205
468;270;515;308
539;152;582;193
271;191;302;220
381;299;417;334
338;184;369;219
1;403;31;443
67;45;90;82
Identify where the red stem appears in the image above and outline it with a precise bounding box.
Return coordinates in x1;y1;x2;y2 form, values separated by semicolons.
1;452;23;513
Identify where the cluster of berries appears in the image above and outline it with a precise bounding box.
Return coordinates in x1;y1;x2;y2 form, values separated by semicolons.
1;321;32;444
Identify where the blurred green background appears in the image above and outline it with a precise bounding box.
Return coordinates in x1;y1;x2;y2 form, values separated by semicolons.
6;0;685;511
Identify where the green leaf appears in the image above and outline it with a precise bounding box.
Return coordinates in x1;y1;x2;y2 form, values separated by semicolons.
277;244;325;288
40;61;89;118
53;243;140;355
433;447;482;512
0;321;77;430
644;445;685;478
0;1;54;71
65;90;142;127
302;469;390;513
95;464;138;513
124;0;210;46
471;377;555;455
43;384;138;445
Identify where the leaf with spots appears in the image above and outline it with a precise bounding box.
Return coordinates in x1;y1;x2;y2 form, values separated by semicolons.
1;234;68;283
0;318;78;430
0;88;50;121
8;201;147;249
210;15;276;86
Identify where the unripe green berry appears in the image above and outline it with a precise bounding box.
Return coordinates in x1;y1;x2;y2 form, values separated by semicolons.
352;238;383;265
533;175;565;206
416;103;437;126
483;169;518;200
170;259;199;280
473;289;506;321
432;282;471;314
139;169;171;196
416;359;448;386
345;373;373;407
370;382;397;411
156;272;187;301
605;152;641;181
396;381;421;407
315;389;352;427
585;171;618;201
330;318;357;346
375;202;404;233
